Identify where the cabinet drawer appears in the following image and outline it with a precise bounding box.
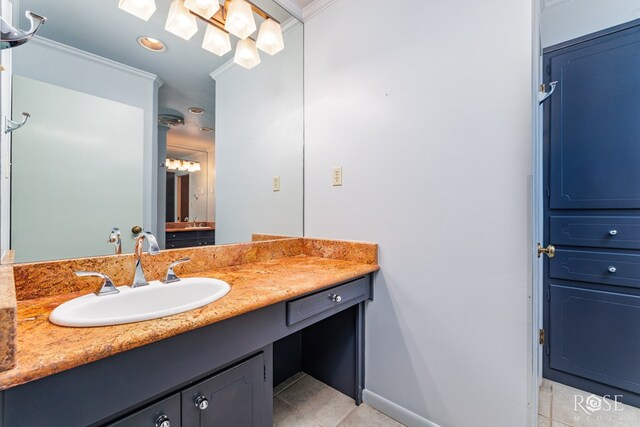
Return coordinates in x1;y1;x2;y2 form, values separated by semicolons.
550;216;640;249
287;277;367;326
166;230;215;242
551;249;640;288
107;393;181;427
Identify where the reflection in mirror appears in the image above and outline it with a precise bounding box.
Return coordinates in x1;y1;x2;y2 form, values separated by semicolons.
2;0;303;263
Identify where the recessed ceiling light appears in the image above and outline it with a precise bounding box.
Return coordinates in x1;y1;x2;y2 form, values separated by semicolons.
137;36;166;52
189;107;205;115
201;127;214;132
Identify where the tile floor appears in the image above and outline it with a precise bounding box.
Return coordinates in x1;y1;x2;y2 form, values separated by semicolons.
273;372;405;427
539;379;640;426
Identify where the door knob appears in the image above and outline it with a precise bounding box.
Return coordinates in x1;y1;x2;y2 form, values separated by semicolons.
608;266;617;273
537;243;556;259
329;294;342;303
609;230;618;236
155;414;171;427
195;395;209;411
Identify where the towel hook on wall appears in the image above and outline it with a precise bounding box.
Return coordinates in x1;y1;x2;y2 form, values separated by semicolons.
4;112;31;134
538;81;558;105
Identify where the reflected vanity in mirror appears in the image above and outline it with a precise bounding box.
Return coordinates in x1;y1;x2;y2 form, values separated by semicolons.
1;0;304;263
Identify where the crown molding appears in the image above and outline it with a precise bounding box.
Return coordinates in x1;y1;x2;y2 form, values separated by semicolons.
30;36;164;87
303;0;338;21
209;18;302;80
273;0;304;22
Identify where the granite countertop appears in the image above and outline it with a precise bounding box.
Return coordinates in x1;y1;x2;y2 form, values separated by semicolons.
0;238;378;391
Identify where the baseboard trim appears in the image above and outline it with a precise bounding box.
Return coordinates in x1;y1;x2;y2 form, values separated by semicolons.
362;389;441;427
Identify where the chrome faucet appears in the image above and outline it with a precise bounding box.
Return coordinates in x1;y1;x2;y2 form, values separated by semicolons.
108;227;122;255
132;231;160;288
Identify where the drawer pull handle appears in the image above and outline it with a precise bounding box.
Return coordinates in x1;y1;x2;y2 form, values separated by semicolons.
155;414;171;427
329;294;342;303
608;266;617;273
195;395;209;411
609;230;618;236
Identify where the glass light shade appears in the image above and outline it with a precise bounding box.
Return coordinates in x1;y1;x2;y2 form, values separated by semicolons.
256;19;284;55
233;38;261;70
184;0;219;19
118;0;156;21
202;24;231;56
224;0;256;40
188;162;202;172
165;0;199;40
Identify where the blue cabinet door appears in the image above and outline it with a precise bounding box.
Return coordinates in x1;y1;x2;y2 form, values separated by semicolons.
548;26;640;210
544;20;640;408
550;284;640;394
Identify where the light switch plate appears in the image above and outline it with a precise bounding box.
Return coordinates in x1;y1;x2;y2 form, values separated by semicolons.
273;175;281;192
332;167;343;186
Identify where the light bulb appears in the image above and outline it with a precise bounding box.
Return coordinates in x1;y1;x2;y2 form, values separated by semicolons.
233;38;260;70
118;0;156;21
256;18;284;55
165;0;199;40
224;0;256;40
202;24;231;56
184;0;219;19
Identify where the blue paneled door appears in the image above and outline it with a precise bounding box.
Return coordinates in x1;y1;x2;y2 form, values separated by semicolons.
543;21;640;407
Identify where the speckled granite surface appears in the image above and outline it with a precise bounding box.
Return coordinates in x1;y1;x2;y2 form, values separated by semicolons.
0;266;16;372
0;237;378;390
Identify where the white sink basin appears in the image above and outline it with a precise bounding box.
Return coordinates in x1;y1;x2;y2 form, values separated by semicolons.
49;278;230;327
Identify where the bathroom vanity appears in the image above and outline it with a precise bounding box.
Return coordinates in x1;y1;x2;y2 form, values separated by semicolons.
0;237;378;427
165;223;216;249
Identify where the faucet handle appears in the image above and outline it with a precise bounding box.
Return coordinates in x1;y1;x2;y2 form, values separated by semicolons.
163;258;191;284
75;271;119;296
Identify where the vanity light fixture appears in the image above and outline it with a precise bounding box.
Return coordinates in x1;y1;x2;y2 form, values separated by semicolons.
224;0;256;40
188;107;205;114
234;38;260;69
137;36;166;52
202;24;232;56
118;0;156;21
116;0;285;70
184;0;219;19
166;158;202;173
165;0;199;40
256;18;283;55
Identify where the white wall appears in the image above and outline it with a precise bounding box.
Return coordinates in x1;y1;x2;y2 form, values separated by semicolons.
12;37;160;260
213;24;304;244
304;1;532;426
541;0;640;47
13;36;161;239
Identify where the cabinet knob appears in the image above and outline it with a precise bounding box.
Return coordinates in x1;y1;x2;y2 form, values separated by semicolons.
329;294;342;303
609;229;618;236
608;266;617;273
195;395;209;411
155;414;171;427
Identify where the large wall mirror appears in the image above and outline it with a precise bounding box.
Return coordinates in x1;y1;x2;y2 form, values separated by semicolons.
0;0;304;263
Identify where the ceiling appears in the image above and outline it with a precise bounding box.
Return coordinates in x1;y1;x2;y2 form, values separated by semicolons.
18;0;296;138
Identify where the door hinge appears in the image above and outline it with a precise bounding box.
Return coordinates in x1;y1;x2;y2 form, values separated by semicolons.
546;187;550;198
546;64;551;76
547;289;550;301
264;364;267;382
539;329;545;345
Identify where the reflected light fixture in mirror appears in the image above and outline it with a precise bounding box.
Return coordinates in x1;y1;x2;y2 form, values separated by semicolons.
225;0;257;40
167;158;202;172
234;38;260;69
256;19;284;55
165;0;199;40
184;0;219;19
202;24;232;56
118;0;157;21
